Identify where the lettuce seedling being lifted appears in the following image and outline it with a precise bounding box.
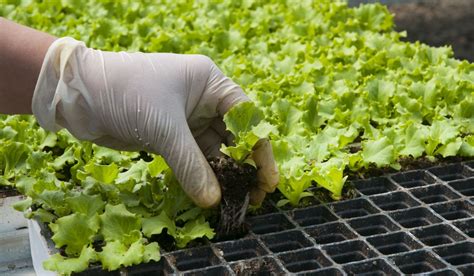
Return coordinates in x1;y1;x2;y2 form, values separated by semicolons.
212;102;274;239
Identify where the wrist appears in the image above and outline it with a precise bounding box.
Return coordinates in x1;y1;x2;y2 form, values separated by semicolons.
32;37;90;133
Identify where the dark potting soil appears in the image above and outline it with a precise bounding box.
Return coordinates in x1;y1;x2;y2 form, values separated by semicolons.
0;185;20;198
208;156;257;240
149;232;210;253
389;0;474;62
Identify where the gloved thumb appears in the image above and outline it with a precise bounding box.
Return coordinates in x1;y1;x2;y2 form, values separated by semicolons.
157;115;221;209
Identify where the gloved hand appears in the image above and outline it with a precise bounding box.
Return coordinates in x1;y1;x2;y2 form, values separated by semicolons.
33;37;279;208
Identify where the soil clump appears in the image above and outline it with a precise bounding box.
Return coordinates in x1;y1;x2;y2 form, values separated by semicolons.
208;156;257;240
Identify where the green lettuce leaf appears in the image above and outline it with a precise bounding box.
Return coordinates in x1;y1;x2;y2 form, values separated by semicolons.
43;246;97;276
49;213;100;255
99;204;142;244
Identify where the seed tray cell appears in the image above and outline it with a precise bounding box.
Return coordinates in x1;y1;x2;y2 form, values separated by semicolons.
277;248;332;273
458;265;474;276
343;258;400;275
430;200;473;221
261;230;313;253
348;214;400;236
300;267;344;276
411;224;466;247
428;269;459;276
74;267;121;276
230;256;285;275
433;241;474;268
304;222;357;245
448;178;474;197
291;205;338;227
389;207;443;228
330;198;380;219
170;246;220;272
369;191;420;211
452;218;474;238
353;177;399;196
429;163;474;181
246;213;295;235
390;170;437;188
182;265;233;276
410;184;461;204
367;231;422;255
75;259;175;276
390;251;447;274
465;161;474;170
127;259;174;275
213;238;268;262
323;240;378;264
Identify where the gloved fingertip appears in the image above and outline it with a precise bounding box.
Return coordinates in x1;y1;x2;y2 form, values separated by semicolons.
257;166;279;193
249;187;266;206
193;184;221;209
182;165;222;209
252;139;279;193
162;122;223;209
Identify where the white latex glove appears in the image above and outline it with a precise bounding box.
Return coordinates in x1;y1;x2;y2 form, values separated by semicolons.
32;37;279;208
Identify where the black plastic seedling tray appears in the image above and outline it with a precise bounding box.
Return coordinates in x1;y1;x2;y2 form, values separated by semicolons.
76;161;474;275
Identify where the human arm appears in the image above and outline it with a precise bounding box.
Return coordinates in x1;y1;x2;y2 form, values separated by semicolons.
0;17;56;114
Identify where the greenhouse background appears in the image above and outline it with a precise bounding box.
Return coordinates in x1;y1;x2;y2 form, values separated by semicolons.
1;0;473;275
